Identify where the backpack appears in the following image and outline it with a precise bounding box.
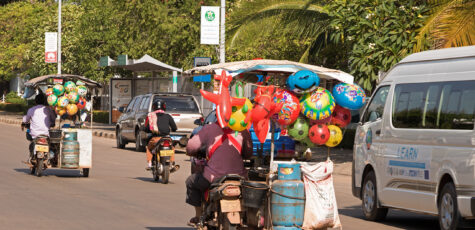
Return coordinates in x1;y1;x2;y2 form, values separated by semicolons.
146;111;160;134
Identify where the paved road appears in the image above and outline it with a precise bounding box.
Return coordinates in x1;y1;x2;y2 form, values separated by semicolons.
0;123;444;230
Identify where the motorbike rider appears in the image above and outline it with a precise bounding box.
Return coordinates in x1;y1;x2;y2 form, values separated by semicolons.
185;122;252;227
21;93;56;158
144;99;178;170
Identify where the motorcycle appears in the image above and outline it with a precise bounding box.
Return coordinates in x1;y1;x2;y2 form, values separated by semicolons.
150;137;175;184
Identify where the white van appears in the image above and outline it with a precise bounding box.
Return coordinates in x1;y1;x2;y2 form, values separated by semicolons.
352;46;475;230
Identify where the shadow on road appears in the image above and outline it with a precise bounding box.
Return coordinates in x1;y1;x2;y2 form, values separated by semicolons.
338;205;440;230
146;228;193;230
14;168;84;178
133;177;176;185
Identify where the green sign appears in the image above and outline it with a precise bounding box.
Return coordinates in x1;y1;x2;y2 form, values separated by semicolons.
99;56;110;67
205;10;215;21
117;54;128;66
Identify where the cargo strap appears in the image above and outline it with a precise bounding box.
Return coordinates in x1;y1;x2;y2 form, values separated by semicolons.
269;188;305;200
208;127;242;160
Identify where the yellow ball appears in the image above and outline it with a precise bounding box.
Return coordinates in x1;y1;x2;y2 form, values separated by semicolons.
55;106;66;116
66;103;78;116
325;125;343;147
228;98;253;131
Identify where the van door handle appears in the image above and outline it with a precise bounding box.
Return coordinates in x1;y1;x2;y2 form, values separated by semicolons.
375;129;381;135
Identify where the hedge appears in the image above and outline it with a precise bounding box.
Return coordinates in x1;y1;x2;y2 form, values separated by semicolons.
92;110;109;124
0;103;28;113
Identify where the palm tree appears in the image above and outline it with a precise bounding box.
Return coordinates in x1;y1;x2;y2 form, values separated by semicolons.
414;0;475;51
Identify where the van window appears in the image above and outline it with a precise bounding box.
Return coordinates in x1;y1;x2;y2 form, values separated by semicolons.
392;80;475;129
362;86;390;123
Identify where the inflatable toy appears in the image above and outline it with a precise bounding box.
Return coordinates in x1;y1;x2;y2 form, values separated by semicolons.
332;83;366;110
286;70;320;94
308;124;330;145
45;88;54;96
64;81;77;93
228;98;253;131
310;116;332;126
331;105;351;128
47;94;58;106
77;97;87;110
67;91;79;104
273;89;301;126
288;116;309;141
77;85;88;97
76;80;85;86
200;70;246;128
251;86;283;143
57;96;69;108
325;125;343;147
55;106;66;116
66;103;78;116
53;84;64;96
300;87;335;120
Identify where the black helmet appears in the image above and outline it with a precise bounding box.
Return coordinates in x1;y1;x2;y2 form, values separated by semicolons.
152;100;166;111
35;94;46;105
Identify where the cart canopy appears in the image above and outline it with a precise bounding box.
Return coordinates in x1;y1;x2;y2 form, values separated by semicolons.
25;74;102;88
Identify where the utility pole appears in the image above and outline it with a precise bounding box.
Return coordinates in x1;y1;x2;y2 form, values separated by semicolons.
219;0;225;64
57;0;62;74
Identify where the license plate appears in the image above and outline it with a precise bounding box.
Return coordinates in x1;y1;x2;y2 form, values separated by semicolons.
35;145;49;153
220;199;241;213
170;135;183;141
160;150;174;156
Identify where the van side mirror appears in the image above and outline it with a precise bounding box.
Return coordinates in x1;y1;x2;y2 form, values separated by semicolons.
118;106;125;113
194;118;203;126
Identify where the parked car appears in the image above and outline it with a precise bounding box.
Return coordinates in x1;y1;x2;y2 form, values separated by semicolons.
116;93;202;151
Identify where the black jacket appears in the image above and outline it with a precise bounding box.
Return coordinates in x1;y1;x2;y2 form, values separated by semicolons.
146;113;178;136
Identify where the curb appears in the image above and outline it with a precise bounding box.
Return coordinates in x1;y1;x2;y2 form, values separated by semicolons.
0;117;116;140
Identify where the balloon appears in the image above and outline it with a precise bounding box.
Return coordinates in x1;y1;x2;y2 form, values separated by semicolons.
286;70;320;94
67;91;79;104
308;124;330;145
64;81;77;93
77;85;88;97
200;70;245;128
66;103;78;116
251;86;283;143
53;84;65;96
45;88;54;96
76;80;85;86
300;87;335;120
331;105;352;128
310;116;332;126
273;89;301;126
228;98;253;131
47;94;58;106
55;106;66;116
57;96;69;108
288;116;309;141
332;83;366;110
77;97;86;110
325;125;343;147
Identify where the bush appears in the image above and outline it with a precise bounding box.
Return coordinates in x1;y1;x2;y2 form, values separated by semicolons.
0;103;28;113
93;110;109;123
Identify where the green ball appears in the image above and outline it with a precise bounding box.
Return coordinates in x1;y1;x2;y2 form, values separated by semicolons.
64;81;77;93
302;137;316;148
47;94;58;106
288;116;309;141
53;84;65;96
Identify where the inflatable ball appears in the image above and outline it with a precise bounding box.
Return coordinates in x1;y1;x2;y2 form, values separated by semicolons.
67;91;79;104
325;125;343;147
53;84;65;96
286;70;320;94
57;96;69;108
77;97;87;110
300;87;335;120
273;89;301;126
330;105;352;128
66;103;78;116
77;85;88;97
332;83;366;110
47;94;58;106
288;116;309;141
308;124;330;145
55;106;66;116
45;88;54;97
64;81;77;93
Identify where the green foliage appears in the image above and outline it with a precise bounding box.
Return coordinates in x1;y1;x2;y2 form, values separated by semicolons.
92;110;109;124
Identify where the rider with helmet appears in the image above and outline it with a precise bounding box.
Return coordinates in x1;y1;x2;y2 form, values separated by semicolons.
144;99;178;170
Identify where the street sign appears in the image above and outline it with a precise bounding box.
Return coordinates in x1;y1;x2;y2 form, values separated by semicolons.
99;56;114;67
117;54;128;66
193;57;212;67
193;75;212;82
45;32;57;63
201;6;220;45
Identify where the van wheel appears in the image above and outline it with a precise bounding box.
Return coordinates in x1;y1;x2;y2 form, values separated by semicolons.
438;182;461;230
116;129;125;149
362;171;388;221
135;130;145;152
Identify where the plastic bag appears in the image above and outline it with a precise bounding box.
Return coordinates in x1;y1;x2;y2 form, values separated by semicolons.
301;160;342;229
146;112;160;134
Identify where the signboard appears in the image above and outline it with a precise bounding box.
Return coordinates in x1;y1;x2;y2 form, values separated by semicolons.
111;80;132;109
193;57;212;67
193;75;212;82
99;56;114;67
117;54;128;66
201;6;220;45
45;32;57;63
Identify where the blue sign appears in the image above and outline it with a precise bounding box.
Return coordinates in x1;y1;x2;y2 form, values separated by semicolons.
193;75;211;82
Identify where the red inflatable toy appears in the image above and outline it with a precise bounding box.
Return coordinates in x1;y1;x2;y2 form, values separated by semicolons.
200;70;246;128
251;86;283;143
310;116;332;126
308;124;330;145
273;89;300;126
77;97;86;110
330;105;351;128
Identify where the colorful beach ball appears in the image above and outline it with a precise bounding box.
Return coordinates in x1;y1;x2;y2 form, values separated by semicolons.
45;88;54;97
228;98;253;131
309;124;330;145
64;81;77;93
325;125;343;147
55;106;66;116
53;84;65;96
76;80;85;86
77;85;88;97
66;104;78;116
288;116;309;141
47;94;58;106
57;96;69;108
77;97;86;110
300;87;335;120
332;83;366;110
67;91;79;104
273;89;301;126
286;70;320;94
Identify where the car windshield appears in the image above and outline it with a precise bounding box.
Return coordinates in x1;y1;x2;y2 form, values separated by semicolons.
153;96;199;113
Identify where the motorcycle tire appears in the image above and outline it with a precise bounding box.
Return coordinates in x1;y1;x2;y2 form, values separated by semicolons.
161;163;170;184
35;158;43;177
30;165;36;175
153;161;160;182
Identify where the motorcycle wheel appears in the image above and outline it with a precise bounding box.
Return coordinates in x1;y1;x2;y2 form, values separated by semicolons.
30;165;36;175
35;158;43;177
161;163;170;184
153;161;160;182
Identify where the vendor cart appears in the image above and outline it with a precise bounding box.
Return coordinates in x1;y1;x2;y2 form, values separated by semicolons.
24;74;102;177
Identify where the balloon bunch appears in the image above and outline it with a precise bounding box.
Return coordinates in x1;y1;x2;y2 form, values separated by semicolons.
278;70;366;148
46;80;88;117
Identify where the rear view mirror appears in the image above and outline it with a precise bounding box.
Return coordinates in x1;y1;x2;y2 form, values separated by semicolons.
194;118;203;126
118;106;125;113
